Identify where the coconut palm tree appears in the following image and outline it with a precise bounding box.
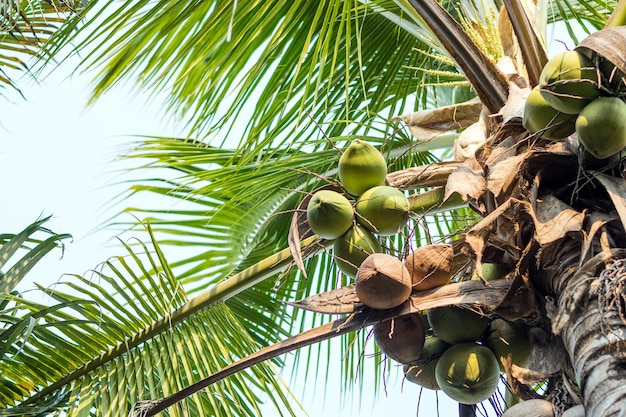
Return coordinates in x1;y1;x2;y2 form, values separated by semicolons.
2;1;626;416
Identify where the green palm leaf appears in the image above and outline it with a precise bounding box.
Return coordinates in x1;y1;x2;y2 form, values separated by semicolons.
547;0;617;35
2;227;300;416
0;216;71;294
0;1;83;96
45;0;616;141
49;0;450;143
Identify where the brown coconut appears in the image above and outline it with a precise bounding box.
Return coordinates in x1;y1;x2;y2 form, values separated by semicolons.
405;244;454;291
373;313;426;364
355;253;412;310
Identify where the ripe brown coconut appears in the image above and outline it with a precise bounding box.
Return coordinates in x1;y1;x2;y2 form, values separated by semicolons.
427;306;489;345
404;244;454;291
373;313;426;364
355;253;412;310
501;399;555;417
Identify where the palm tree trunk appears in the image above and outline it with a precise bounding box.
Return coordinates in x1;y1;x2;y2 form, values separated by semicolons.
544;247;626;416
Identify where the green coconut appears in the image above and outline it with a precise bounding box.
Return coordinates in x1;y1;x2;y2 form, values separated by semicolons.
338;139;387;196
484;318;531;371
355;185;410;235
355;253;412;310
523;86;577;139
575;97;626;159
306;190;354;240
435;342;501;405
374;313;425;363
470;263;510;281
404;335;450;390
416;309;431;332
333;224;382;278
539;50;600;114
427;306;489;345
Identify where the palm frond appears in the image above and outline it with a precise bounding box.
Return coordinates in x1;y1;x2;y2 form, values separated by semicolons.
0;216;71;294
47;0;458;144
0;1;83;97
1;227;300;416
543;0;618;44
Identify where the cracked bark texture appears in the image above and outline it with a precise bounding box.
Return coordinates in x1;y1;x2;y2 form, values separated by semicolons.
551;249;626;417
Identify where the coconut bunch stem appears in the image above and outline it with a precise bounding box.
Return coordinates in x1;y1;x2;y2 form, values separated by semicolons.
408;188;467;216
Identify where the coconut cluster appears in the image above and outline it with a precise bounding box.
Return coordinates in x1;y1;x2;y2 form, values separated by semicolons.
356;242;532;405
305;139;411;279
523;43;626;161
396;306;533;405
305;140;536;406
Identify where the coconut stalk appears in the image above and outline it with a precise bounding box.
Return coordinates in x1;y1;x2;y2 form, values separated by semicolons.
459;404;476;417
402;0;509;114
407;187;467;216
501;0;547;86
387;161;462;190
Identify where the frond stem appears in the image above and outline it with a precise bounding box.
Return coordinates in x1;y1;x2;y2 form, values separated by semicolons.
405;0;509;114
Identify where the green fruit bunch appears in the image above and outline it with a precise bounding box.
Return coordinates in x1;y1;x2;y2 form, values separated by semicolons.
305;139;412;278
523;48;626;161
419;306;535;405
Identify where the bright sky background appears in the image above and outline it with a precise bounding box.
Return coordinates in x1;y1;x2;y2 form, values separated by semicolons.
0;15;582;417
